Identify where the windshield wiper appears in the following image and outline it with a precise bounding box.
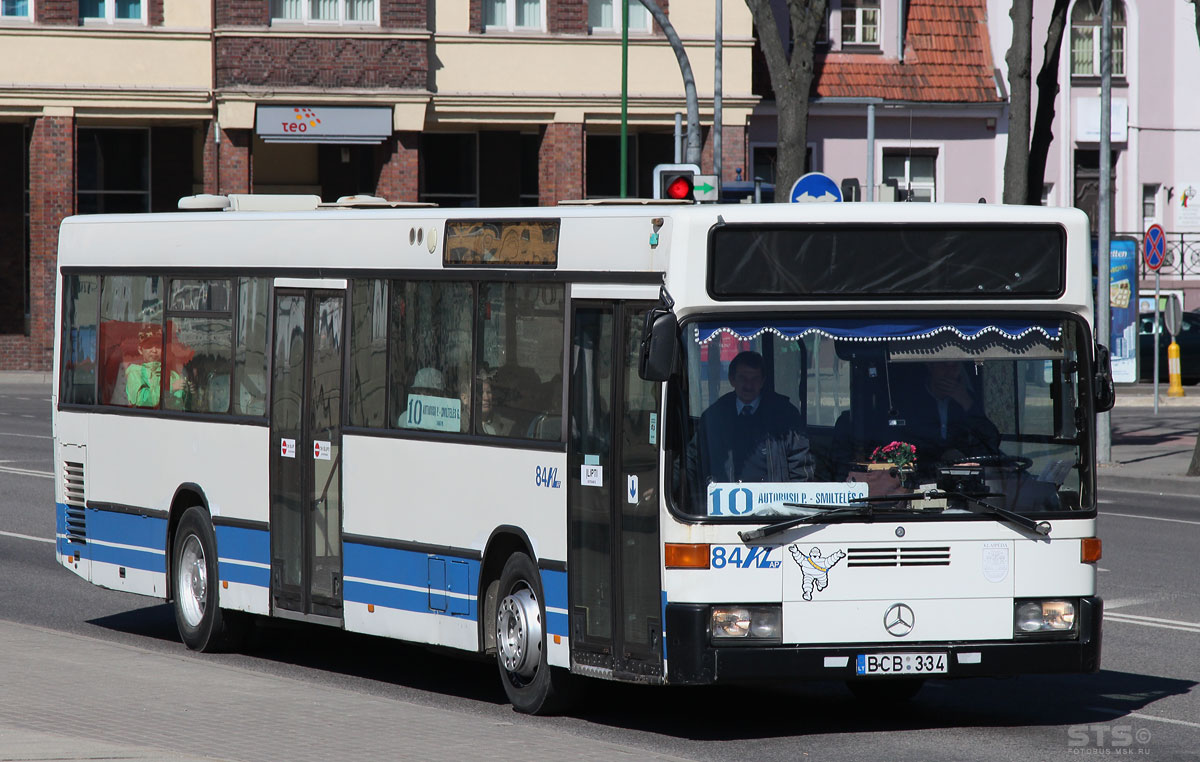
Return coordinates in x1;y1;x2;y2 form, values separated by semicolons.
736;488;1051;542
944;490;1052;535
737;496;929;542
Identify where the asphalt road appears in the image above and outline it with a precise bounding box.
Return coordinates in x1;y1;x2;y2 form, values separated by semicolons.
2;385;1199;760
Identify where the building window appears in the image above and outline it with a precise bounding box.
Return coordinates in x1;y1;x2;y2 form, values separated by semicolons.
1143;184;1160;224
79;0;144;22
421;133;478;207
588;0;650;33
484;0;542;31
270;0;377;24
882;151;936;202
841;0;879;46
77;128;150;215
1071;0;1125;77
1;0;31;19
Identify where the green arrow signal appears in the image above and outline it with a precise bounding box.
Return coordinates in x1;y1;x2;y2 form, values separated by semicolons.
694;182;715;194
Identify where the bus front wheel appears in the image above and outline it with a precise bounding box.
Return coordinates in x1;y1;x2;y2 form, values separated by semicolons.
172;506;245;653
495;553;569;715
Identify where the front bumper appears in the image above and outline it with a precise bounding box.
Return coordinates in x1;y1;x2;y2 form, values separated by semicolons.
664;597;1102;685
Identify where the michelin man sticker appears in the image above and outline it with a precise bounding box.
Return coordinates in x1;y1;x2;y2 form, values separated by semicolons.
789;545;846;601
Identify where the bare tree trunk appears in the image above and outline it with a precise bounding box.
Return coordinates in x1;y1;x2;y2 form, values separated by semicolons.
745;0;827;196
638;0;702;165
1026;0;1070;205
1003;0;1032;205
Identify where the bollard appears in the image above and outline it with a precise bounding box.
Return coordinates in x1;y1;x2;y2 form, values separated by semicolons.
1167;340;1185;397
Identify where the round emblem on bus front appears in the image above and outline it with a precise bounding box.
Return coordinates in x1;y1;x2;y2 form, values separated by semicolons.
884;603;915;637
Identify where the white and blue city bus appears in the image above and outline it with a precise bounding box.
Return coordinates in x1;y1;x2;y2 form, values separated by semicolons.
53;196;1112;713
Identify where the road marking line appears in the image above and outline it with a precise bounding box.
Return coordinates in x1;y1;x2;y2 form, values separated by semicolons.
1100;485;1200;500
0;465;54;479
0;530;54;545
1105;613;1200;634
0;432;51;440
1088;706;1200;730
1100;511;1200;527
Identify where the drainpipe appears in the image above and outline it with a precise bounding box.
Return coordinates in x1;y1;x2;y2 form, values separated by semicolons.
866;102;876;201
897;0;905;64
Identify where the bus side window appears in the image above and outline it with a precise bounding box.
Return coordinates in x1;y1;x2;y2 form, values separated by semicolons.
98;275;163;408
166;279;233;414
389;280;474;433
475;282;565;441
348;279;388;427
61;274;99;406
233;277;269;416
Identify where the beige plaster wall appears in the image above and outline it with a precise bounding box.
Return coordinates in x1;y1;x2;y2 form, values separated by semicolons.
0;30;211;91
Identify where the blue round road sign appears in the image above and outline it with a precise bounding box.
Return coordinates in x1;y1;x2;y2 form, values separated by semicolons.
1144;224;1166;271
790;172;843;203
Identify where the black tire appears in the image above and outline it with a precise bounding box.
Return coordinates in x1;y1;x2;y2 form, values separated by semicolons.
495;553;571;715
172;506;245;653
846;678;925;703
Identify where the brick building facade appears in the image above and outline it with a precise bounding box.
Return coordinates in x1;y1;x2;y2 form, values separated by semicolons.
0;0;758;371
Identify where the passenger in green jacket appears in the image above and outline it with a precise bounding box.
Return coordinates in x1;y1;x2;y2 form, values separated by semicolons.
126;328;188;408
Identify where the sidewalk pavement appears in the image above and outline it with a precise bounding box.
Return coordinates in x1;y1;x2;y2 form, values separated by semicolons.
1101;384;1200;494
0;620;695;762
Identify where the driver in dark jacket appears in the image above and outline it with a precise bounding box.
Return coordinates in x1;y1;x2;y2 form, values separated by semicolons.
688;351;814;490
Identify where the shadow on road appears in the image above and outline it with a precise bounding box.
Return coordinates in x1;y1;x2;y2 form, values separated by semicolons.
568;669;1195;740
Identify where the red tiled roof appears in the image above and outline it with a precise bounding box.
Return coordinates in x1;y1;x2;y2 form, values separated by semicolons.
813;0;1000;103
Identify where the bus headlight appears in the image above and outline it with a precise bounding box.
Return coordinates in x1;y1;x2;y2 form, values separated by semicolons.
1014;599;1077;636
711;605;781;643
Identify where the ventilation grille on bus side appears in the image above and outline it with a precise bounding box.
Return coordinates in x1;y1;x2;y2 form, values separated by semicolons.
847;547;951;567
62;460;87;544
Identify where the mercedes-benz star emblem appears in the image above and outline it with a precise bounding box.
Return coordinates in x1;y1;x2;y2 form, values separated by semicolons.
884;603;915;637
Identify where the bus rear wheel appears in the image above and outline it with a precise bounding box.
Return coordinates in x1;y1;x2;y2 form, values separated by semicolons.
172;506;245;653
495;553;570;715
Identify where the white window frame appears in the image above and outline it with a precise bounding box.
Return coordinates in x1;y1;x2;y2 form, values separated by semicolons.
877;142;943;203
483;0;546;32
1071;24;1125;77
1142;183;1160;226
588;0;651;35
269;0;380;27
0;0;34;20
79;0;146;25
841;0;880;47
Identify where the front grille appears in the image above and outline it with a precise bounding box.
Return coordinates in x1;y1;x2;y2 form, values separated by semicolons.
847;546;951;567
62;460;86;544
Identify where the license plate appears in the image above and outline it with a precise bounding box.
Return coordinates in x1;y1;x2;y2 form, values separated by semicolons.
856;652;947;676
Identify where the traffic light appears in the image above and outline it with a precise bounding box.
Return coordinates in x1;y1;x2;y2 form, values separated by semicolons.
652;163;700;201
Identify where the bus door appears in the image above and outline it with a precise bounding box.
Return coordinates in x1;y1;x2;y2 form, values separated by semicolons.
567;299;664;681
269;284;346;623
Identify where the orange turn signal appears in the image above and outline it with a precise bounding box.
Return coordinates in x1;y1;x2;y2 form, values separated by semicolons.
1081;537;1102;563
664;543;710;569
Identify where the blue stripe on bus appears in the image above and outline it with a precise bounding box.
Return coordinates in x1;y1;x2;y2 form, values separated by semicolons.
214;524;271;587
57;503;568;636
540;568;568;637
86;508;168;573
215;524;270;565
344;542;480;621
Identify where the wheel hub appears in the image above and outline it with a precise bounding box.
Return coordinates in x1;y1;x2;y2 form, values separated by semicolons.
177;534;207;628
497;588;542;679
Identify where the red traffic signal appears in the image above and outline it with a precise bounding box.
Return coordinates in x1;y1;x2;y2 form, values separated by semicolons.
664;174;694;200
652;163;700;201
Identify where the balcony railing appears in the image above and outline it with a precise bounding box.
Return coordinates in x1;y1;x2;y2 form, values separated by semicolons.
1126;231;1200;279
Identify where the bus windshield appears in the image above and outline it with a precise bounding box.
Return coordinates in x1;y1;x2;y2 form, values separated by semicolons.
678;316;1092;520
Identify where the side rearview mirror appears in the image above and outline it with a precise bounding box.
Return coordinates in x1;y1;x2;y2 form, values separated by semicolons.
1093;343;1115;413
638;309;678;382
